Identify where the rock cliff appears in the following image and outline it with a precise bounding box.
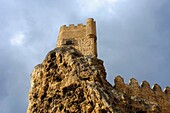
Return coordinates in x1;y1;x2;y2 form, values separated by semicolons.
27;47;170;113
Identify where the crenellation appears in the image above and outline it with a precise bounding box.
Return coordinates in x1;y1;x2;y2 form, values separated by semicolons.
140;80;153;100
164;87;170;97
152;84;162;92
69;24;75;28
59;24;86;31
129;78;138;86
114;76;169;96
114;76;125;85
129;78;140;96
114;76;126;92
77;23;85;27
141;80;150;89
60;25;67;31
114;76;170;102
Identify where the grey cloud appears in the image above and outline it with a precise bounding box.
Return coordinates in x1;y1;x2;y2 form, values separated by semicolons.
0;0;170;113
96;0;170;87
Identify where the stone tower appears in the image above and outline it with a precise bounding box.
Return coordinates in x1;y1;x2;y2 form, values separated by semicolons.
27;18;170;113
56;18;97;57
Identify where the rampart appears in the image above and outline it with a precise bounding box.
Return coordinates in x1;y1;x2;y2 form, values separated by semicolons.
114;76;170;113
56;18;97;57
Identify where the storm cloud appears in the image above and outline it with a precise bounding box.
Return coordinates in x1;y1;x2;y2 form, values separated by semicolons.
0;0;170;113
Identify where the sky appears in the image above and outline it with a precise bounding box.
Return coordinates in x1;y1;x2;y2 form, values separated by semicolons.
0;0;170;113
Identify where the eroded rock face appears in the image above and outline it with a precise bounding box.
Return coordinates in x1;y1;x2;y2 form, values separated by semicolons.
27;47;118;113
27;47;170;113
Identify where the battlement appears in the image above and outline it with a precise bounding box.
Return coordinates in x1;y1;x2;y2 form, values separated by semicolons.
56;18;97;57
114;76;170;112
114;76;170;96
59;23;86;31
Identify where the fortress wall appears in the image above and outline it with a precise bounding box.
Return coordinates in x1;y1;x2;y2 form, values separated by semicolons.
114;76;170;112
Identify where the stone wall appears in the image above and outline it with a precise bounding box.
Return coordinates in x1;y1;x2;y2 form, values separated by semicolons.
27;47;170;113
114;76;170;113
56;18;97;57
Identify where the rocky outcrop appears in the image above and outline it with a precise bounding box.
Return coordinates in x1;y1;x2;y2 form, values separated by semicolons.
27;47;170;113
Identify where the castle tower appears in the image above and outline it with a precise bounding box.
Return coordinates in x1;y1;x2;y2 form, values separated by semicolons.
56;18;97;57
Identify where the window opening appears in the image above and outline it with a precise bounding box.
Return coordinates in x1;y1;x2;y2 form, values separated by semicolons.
64;40;74;45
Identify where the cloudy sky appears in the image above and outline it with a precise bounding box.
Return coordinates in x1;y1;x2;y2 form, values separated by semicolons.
0;0;170;112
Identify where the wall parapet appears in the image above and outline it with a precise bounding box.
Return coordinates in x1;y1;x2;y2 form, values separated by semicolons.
114;75;170;112
114;76;170;97
60;23;86;31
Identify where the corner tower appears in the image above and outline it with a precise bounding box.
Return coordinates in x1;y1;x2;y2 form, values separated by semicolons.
56;18;97;57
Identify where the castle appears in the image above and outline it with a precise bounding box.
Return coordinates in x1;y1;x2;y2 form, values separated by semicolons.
27;19;170;113
56;18;97;57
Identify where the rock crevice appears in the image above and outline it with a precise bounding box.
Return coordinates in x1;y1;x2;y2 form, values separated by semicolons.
27;47;170;113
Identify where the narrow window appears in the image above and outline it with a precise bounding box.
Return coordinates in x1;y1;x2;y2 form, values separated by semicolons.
64;40;74;45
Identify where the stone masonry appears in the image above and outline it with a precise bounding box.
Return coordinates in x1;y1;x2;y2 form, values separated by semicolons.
56;18;97;57
27;19;170;113
27;47;170;113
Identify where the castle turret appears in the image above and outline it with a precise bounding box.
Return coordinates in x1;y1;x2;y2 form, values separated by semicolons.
86;18;96;36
